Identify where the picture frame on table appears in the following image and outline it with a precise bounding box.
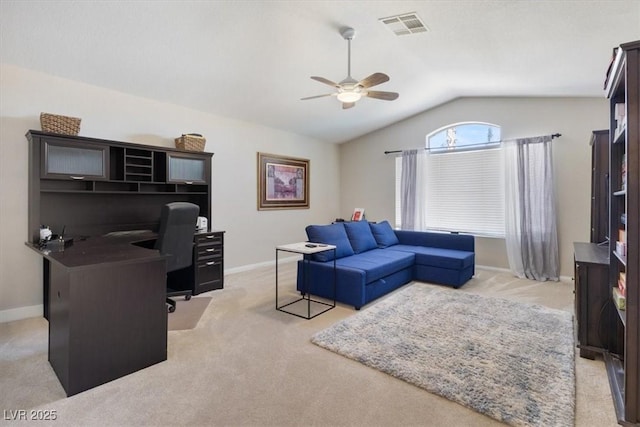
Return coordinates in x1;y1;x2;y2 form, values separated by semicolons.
351;208;365;221
257;152;309;210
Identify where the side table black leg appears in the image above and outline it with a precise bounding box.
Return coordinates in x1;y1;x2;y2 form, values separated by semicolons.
333;248;336;308
275;244;336;319
304;257;310;318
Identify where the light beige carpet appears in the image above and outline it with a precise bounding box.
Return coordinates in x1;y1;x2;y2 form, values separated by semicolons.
0;264;618;426
167;297;212;331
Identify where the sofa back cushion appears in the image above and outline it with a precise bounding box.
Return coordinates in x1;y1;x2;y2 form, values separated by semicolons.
369;220;400;248
306;223;355;262
343;221;379;254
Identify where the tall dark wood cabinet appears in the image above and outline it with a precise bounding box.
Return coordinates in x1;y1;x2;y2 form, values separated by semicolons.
591;129;610;243
575;130;616;359
604;40;640;426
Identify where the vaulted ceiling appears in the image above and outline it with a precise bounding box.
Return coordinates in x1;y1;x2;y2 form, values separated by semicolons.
1;1;639;143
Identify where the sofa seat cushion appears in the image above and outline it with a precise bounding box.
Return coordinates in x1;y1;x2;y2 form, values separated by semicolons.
369;220;400;248
335;249;414;283
306;223;354;262
344;221;378;253
388;245;474;270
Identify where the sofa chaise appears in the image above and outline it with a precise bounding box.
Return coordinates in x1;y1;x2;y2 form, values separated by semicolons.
296;220;475;310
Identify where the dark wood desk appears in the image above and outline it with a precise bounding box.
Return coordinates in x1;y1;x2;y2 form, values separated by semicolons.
25;130;219;396
27;233;168;396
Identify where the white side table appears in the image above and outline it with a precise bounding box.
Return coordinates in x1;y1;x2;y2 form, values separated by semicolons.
275;242;336;319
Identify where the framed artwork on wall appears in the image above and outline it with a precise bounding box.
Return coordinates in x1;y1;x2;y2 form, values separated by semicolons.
257;152;310;210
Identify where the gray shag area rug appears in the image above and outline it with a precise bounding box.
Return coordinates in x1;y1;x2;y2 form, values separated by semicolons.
312;283;575;427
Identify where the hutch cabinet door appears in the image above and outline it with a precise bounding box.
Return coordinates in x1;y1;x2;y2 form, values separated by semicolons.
166;152;208;184
41;139;109;180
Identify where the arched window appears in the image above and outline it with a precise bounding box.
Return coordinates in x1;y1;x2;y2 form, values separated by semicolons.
395;122;505;237
427;122;501;152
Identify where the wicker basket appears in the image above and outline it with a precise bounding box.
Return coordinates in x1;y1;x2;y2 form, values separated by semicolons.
175;134;206;151
40;113;81;136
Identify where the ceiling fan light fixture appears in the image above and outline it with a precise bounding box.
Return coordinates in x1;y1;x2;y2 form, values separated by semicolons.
302;26;398;107
337;90;362;103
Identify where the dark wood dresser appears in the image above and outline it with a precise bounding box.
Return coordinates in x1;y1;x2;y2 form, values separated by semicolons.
574;242;623;359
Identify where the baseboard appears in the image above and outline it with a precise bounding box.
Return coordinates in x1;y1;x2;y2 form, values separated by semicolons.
1;258;299;324
476;264;511;273
1;262;570;324
0;304;43;323
476;264;572;282
226;262;573;281
225;255;299;276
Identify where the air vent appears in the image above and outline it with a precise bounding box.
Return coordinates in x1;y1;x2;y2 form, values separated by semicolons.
379;13;428;36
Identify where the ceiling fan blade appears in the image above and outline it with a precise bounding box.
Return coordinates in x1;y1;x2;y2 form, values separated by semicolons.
300;94;334;100
342;102;355;109
366;90;399;101
310;76;340;87
358;73;390;88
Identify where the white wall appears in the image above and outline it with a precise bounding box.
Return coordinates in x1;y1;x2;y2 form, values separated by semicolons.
0;64;340;319
339;97;610;278
0;65;611;319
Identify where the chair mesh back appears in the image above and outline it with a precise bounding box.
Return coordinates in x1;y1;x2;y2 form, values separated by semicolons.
154;202;199;272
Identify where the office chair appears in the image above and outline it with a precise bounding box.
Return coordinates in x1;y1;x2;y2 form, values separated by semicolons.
154;202;199;313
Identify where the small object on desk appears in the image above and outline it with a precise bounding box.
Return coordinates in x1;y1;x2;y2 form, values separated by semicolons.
196;216;208;233
305;243;317;248
39;225;52;242
44;237;74;249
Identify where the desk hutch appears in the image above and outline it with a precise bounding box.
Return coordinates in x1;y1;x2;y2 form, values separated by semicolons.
27;130;213;243
27;130;224;318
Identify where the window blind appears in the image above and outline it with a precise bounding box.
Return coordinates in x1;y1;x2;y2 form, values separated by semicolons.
395;147;505;237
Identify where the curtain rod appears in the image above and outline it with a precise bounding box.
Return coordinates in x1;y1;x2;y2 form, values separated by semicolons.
383;133;562;155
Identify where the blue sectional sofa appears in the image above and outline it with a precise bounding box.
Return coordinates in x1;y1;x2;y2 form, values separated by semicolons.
296;220;475;310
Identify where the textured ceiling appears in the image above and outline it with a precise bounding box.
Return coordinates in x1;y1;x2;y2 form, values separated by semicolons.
1;1;639;143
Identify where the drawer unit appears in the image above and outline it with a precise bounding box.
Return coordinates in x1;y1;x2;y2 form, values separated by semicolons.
193;231;224;294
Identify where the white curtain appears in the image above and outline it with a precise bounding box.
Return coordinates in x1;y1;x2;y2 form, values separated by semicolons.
400;149;427;230
504;136;559;281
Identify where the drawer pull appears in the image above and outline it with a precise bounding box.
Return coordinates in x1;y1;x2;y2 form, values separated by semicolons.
206;248;215;252
70;176;85;180
206;261;216;266
185;181;193;185
206;235;215;239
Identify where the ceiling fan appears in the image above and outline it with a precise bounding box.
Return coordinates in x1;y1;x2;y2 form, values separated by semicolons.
301;27;399;109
